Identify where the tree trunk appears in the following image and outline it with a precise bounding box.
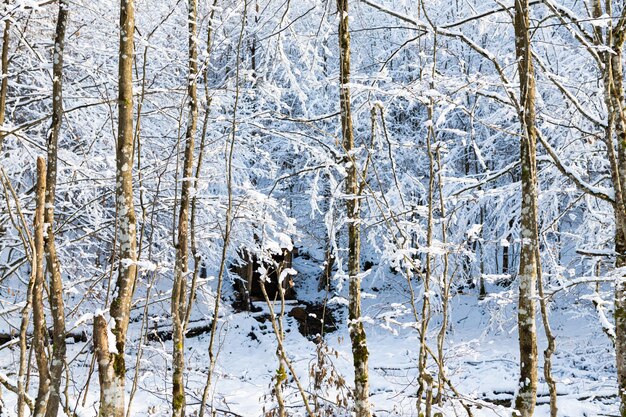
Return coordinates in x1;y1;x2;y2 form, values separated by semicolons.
171;0;198;414
417;75;436;415
608;43;626;417
337;1;372;416
94;0;137;416
44;3;69;416
0;0;10;242
94;315;123;417
513;0;539;415
590;1;626;412
32;157;50;417
536;244;558;417
0;0;9;151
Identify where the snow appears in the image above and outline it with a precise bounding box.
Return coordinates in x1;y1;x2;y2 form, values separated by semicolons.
0;0;624;416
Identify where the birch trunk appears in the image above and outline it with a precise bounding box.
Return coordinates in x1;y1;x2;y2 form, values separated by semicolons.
94;0;137;416
171;0;198;414
337;1;372;416
513;0;539;415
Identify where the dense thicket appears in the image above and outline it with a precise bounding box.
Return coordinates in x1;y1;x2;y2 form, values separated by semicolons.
0;0;624;416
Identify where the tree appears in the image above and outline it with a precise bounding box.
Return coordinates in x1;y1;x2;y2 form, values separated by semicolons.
544;2;626;413
0;0;9;151
32;157;50;417
171;0;199;414
44;3;69;416
337;1;372;416
589;2;626;413
93;0;138;415
513;0;539;415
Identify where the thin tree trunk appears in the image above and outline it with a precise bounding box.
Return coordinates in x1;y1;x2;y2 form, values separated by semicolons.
94;0;137;415
171;0;198;414
17;273;33;417
32;157;50;417
513;0;539;415
589;1;626;413
319;247;334;292
478;206;486;299
198;2;239;415
536;243;557;417
608;37;626;417
417;83;436;415
0;0;9;151
0;0;10;243
44;3;69;416
259;263;314;417
337;1;371;416
5;177;34;417
435;144;450;406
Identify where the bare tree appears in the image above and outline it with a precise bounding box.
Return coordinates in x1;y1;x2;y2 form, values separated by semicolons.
93;0;138;416
590;2;626;413
44;3;69;416
0;0;9;151
2;171;34;417
337;1;372;416
32;157;50;417
542;1;626;413
171;0;199;414
513;0;539;415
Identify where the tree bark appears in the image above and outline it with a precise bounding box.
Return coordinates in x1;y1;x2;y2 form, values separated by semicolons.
588;1;626;413
0;0;10;242
171;0;198;414
0;0;9;151
417;73;436;416
94;315;123;417
337;1;372;416
44;3;69;416
32;157;50;417
607;36;626;417
536;244;557;417
94;0;137;416
513;0;539;415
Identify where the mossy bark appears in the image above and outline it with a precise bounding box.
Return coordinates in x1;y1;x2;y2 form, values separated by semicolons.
44;3;69;416
338;1;372;416
0;0;9;151
95;0;137;416
590;0;626;412
513;0;539;415
171;0;198;415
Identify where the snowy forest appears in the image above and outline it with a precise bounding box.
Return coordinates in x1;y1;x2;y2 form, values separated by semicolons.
1;0;626;416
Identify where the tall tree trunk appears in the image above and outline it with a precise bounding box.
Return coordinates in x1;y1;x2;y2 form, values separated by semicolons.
171;0;198;414
417;73;436;416
0;0;9;151
0;0;10;241
513;0;539;415
32;157;50;417
590;1;626;413
608;40;626;417
44;3;69;416
94;0;137;416
337;1;372;416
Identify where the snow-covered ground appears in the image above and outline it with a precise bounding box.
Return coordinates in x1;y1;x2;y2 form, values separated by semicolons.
0;254;616;417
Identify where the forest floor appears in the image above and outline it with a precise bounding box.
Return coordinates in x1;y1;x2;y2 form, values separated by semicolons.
0;254;616;417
